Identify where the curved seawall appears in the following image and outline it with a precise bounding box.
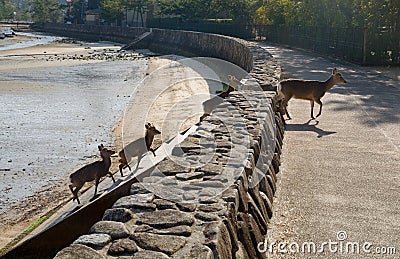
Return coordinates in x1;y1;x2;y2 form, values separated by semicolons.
6;24;284;258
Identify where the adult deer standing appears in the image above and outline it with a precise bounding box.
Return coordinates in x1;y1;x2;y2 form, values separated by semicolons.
118;123;161;175
69;144;115;204
277;68;347;119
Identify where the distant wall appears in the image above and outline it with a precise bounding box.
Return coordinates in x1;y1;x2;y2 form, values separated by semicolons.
37;24;253;73
37;24;149;44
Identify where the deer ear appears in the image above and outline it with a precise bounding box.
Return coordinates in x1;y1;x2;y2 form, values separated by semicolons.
332;68;337;74
98;144;103;151
145;123;150;129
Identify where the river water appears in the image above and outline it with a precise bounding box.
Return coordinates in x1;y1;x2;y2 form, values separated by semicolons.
0;33;147;213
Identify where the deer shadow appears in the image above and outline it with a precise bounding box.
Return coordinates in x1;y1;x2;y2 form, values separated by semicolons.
285;119;336;138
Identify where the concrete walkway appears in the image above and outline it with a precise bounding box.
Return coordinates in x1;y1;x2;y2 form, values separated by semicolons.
259;44;400;258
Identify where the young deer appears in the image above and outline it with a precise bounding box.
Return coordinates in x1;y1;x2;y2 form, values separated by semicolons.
277;68;347;119
118;122;161;175
69;144;115;204
199;75;241;122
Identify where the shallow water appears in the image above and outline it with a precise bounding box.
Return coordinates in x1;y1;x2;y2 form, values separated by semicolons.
0;42;147;213
0;32;61;51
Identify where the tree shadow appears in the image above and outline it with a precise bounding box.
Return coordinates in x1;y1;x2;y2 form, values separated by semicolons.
285;119;336;138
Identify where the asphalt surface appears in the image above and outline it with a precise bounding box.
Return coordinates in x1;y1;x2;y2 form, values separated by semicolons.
260;44;400;258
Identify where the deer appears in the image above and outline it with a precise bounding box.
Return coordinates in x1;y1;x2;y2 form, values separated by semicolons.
69;144;115;204
118;122;161;175
199;75;242;123
277;68;347;119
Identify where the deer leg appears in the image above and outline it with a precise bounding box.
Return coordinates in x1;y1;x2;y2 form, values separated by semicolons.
108;171;115;183
70;184;82;204
315;99;323;117
283;99;291;120
69;184;76;201
136;154;143;169
69;184;74;195
310;100;315;119
94;177;100;197
199;113;209;123
119;163;125;177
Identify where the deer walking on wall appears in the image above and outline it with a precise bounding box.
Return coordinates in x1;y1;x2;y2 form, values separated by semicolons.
199;75;242;123
118;123;161;175
69;144;115;204
277;68;347;119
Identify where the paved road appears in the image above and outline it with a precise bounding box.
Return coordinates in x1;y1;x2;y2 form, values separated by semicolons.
259;44;400;258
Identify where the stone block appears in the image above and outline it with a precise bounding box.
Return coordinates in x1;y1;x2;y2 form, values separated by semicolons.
136;209;194;228
107;238;138;256
195;212;220;222
112;199;157;213
176;202;197;212
203;221;232;259
247;194;268;234
134;224;192;237
131;233;186;256
153;198;178;210
130;182;151;195
187;245;213;258
175;171;204;181
102;208;135;223
54;244;105;259
89;221;130;239
72;234;111;249
260;191;273;219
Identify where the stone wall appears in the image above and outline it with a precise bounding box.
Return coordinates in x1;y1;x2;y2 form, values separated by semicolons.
38;24;149;44
55;90;284;259
39;24;257;76
34;25;284;258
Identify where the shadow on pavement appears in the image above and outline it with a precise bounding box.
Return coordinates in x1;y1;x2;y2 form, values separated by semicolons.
285;119;336;138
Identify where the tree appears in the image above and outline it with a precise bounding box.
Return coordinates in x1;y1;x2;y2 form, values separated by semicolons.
101;0;124;25
31;0;62;23
0;0;15;21
156;0;257;23
120;0;151;26
254;0;400;28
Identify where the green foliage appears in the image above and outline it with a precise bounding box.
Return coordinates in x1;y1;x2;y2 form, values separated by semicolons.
101;0;124;24
156;0;257;23
31;0;63;23
255;0;400;28
122;0;151;26
14;11;31;21
0;0;15;20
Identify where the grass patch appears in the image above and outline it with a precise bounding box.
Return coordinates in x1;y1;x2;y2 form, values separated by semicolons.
0;198;70;257
0;215;48;257
21;215;47;235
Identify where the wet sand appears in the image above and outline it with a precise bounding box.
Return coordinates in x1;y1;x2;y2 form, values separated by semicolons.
0;36;148;248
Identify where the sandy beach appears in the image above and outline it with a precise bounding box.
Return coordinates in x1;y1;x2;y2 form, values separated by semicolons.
0;34;215;251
